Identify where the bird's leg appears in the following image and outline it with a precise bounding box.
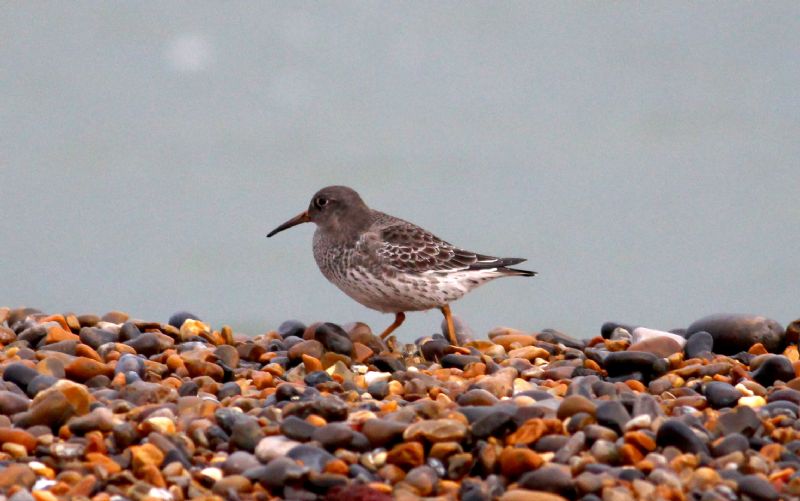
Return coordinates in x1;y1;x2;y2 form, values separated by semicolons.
440;305;458;346
379;312;406;340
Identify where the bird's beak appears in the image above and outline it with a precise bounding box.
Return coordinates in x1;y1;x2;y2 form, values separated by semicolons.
267;211;310;237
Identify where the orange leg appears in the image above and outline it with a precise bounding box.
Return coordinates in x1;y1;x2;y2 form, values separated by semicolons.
440;304;458;346
379;312;406;339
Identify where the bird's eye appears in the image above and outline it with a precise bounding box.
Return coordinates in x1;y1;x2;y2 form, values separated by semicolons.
315;197;329;208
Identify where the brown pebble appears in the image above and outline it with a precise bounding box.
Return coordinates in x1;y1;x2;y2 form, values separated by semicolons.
139;463;167;487
430;441;463;460
506;418;561;445
86;452;122;474
0;463;35;490
130;443;165;472
404;419;467;443
378;464;406;483
500;490;568;501
212;475;252;495
42;314;71;331
65;357;113;381
0;427;37;453
499;446;543;478
508;346;550;361
214;344;240;368
16;380;92;428
386;442;425;470
492;333;536;350
352;342;374;363
628;337;683;357
101;310;129;323
66;474;97;498
624;431;656;452
404;465;437;496
302;353;323;373
45;325;80;344
557;395;597;419
0;325;16;345
362;418;407;447
289;339;324;361
76;314;101;327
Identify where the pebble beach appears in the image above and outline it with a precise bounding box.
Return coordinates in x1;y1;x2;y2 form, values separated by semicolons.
1;306;799;501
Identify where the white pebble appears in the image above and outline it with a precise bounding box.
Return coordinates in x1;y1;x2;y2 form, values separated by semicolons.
364;371;391;385
632;327;687;347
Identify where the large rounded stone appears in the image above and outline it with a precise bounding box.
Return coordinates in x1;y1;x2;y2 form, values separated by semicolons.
686;314;784;354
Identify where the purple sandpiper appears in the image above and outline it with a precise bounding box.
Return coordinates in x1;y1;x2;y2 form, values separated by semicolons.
267;186;535;345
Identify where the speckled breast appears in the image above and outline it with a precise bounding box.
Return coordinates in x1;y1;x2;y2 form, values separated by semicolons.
312;236;469;313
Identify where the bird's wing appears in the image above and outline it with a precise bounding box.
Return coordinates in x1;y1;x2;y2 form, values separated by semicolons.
358;219;523;274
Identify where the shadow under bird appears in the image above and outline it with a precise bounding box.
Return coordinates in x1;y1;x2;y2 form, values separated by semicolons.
267;186;536;346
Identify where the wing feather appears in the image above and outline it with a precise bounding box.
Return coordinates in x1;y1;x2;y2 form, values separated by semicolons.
357;218;526;274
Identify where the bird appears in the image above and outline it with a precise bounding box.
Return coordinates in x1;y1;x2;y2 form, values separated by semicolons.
267;186;536;346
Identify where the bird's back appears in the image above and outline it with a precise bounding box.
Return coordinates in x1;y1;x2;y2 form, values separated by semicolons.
311;209;534;313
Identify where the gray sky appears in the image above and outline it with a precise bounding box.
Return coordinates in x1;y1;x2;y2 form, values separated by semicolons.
2;3;799;342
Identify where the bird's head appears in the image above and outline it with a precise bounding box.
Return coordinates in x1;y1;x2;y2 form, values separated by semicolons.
267;186;370;238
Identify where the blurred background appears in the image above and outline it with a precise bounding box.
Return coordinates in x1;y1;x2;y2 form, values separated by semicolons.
2;3;798;342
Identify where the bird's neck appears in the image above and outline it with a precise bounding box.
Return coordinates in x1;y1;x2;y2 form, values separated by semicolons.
319;209;372;245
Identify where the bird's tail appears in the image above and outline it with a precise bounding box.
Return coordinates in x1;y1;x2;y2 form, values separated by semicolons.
501;267;537;277
495;257;536;277
468;256;536;277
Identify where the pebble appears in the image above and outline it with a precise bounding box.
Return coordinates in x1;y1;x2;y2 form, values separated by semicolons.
684;330;714;358
738;474;779;500
0;391;30;414
655;419;709;455
362;418;408;447
0;307;797;499
627;336;683;358
287;444;336;472
312;322;354;355
404;418;467;443
704;381;742;409
711;433;749;457
751;354;795;386
595;400;631;435
518;465;575;497
280;415;316;442
255;435;301;462
168;311;201;329
314;422;355;450
222;450;260;475
603;351;663;379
